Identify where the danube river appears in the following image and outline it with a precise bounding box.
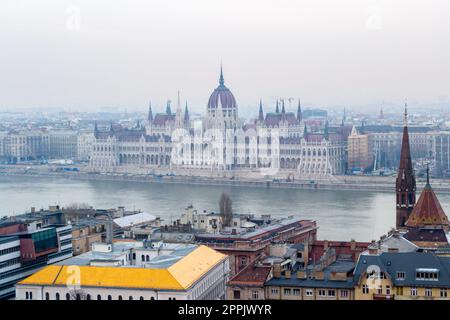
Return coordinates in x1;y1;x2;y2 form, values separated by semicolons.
3;175;450;242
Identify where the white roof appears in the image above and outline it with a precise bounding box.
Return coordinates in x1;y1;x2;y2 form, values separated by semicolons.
113;212;156;228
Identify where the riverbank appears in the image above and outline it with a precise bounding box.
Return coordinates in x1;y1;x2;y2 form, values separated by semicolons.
2;165;450;193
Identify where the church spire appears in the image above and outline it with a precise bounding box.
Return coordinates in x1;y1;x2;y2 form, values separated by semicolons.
148;100;153;122
219;64;224;86
275;100;280;113
297;99;302;122
94;121;99;138
166;100;172;115
396;100;416;229
184;100;190;125
324;120;329;140
258;99;264;122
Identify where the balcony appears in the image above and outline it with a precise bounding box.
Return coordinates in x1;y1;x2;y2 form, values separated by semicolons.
373;294;395;300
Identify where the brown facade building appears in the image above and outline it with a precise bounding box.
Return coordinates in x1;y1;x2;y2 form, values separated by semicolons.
195;218;318;275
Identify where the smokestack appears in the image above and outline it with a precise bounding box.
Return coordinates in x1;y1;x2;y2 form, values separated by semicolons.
106;219;114;245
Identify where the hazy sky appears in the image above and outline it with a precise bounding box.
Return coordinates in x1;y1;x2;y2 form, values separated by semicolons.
1;0;449;116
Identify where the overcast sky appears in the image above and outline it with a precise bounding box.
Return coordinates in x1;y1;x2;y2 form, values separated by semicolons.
0;0;449;116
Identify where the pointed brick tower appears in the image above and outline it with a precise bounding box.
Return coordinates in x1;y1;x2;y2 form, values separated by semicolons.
396;103;416;229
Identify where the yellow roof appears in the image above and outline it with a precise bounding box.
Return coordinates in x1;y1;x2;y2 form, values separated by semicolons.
18;245;227;291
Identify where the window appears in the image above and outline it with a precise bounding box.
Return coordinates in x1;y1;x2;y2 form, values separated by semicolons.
108;295;112;300
440;289;447;298
328;289;335;297
284;288;291;295
377;285;382;295
86;294;91;300
318;289;326;297
66;293;70;300
305;289;313;297
252;291;259;300
129;296;133;300
140;296;144;300
411;287;418;296
150;297;155;300
416;271;439;281
55;293;60;300
340;290;349;298
386;286;391;295
97;295;102;300
271;288;279;296
425;288;433;297
118;295;123;300
25;292;29;300
362;285;369;294
293;289;301;296
233;290;241;300
396;287;403;296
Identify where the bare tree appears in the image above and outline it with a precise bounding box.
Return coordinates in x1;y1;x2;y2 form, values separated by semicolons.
219;193;233;228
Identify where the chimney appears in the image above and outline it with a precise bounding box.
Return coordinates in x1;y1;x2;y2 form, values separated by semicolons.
350;239;356;251
388;247;399;253
106;219;114;245
285;270;291;279
297;270;307;279
368;240;379;255
273;263;282;278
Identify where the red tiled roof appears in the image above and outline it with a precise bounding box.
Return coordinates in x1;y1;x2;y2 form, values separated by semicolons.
406;183;450;228
228;264;272;286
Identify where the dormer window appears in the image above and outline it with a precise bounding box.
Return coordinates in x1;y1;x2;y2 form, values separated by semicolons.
415;269;439;281
396;271;406;280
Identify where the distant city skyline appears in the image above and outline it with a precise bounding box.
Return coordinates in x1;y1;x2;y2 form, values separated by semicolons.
0;0;449;114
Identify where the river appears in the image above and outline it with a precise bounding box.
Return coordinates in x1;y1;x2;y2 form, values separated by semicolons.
2;175;450;242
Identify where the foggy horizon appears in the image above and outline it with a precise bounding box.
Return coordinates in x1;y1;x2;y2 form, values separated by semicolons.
1;0;450;115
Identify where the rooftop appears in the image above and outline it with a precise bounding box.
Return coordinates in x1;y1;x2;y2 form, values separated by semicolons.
19;243;227;291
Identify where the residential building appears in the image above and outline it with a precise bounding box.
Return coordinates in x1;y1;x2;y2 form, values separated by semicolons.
354;250;450;300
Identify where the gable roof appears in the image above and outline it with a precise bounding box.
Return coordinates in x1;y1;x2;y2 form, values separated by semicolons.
354;252;450;288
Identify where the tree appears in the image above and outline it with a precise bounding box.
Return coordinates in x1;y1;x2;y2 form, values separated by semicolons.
219;193;233;228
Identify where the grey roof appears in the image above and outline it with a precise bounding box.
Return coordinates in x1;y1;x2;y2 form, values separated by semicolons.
0;235;19;244
266;260;356;289
354;252;450;288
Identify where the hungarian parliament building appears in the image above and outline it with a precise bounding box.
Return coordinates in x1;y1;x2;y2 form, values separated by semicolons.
89;68;350;178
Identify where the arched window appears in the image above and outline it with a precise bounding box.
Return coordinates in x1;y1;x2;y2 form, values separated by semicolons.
55;293;60;300
150;297;155;300
76;294;81;300
66;293;70;300
86;294;91;300
140;296;144;300
45;292;50;300
108;295;112;300
97;295;102;300
118;295;123;300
